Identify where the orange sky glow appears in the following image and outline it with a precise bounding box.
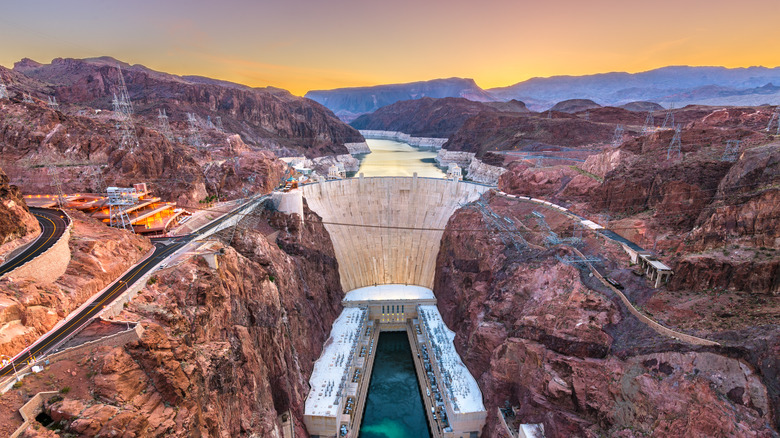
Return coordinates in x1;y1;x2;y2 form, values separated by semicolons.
2;0;779;95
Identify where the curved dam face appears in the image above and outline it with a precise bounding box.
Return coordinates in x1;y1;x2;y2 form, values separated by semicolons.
302;177;490;291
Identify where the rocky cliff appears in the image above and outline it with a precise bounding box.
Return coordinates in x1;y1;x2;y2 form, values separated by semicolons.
446;111;615;157
306;77;496;122
0;211;152;357
0;97;286;207
434;192;779;436
12;57;363;158
350;97;523;138
0;167;40;260
14;203;344;437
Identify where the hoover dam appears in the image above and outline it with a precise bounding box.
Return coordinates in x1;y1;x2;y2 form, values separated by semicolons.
295;176;491;438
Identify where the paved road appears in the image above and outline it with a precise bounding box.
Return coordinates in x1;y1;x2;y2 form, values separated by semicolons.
0;208;69;278
0;196;261;380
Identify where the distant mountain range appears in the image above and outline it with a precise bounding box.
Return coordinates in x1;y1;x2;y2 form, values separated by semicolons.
305;78;495;122
306;66;780;118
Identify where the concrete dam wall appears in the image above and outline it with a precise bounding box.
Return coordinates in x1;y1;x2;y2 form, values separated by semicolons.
302;176;490;291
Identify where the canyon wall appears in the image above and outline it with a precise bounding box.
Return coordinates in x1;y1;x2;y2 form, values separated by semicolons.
0;168;40;259
433;192;779;437
21;204;344;437
302;177;489;291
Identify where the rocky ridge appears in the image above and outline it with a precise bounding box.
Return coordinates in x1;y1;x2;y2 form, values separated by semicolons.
434;192;779;436
10;57;363;158
9;203;344;437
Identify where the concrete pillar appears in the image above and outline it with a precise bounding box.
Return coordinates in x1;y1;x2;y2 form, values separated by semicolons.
412;172;418;191
272;189;304;224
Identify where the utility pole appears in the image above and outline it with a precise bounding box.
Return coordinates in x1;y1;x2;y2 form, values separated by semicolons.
721;140;741;162
667;124;682;160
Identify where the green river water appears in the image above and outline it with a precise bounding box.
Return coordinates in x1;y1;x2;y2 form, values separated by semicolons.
358;332;430;438
354;139;445;178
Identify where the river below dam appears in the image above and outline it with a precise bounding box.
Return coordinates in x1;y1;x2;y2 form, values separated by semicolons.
359;331;430;438
354;139;446;178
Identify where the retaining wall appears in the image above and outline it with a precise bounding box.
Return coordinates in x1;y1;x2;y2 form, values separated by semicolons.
45;323;144;364
10;391;58;438
1;226;71;284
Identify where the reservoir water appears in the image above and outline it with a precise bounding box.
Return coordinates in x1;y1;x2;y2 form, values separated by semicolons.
359;332;430;438
355;139;446;178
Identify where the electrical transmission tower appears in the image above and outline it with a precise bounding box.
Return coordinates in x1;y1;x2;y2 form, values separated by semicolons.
47;96;59;110
157;109;174;142
767;108;780;135
112;65;140;151
206;116;216;130
47;165;66;209
667;124;682;160
547;110;552;119
22;93;33;104
662;104;675;129
0;83;8;99
612;125;624;147
214;116;224;132
721;140;741;162
642;112;654;134
583;110;590;121
187;113;204;149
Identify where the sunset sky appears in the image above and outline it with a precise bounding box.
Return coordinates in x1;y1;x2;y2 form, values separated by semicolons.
2;0;779;95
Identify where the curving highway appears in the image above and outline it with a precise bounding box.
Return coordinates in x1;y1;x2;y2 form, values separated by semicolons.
0;207;70;278
0;196;262;380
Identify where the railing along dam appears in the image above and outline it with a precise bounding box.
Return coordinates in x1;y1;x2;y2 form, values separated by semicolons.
302;176;490;292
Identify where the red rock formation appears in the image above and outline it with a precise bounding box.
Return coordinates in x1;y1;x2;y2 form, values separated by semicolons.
434;192;778;436
0;167;40;258
350;97;525;138
445;112;615;157
12;56;363;158
0;98;285;207
20;204;343;436
0;211;152;357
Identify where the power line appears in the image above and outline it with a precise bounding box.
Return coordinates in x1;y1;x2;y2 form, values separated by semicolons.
662;104;675;129
612;125;624;147
721;140;741;162
112;64;140;151
667;124;682;160
157;109;174;142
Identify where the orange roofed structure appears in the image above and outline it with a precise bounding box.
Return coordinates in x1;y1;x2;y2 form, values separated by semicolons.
25;182;189;236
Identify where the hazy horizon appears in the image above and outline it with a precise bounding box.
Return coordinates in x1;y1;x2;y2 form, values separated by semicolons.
3;0;779;96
